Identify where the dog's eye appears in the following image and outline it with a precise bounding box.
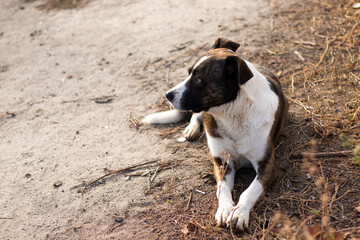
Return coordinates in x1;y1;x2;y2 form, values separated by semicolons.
194;78;202;84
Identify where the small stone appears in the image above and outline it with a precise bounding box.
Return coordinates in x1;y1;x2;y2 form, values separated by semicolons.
115;217;123;223
53;181;63;188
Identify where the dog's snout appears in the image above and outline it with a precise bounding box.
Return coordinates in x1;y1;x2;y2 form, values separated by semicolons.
166;91;175;102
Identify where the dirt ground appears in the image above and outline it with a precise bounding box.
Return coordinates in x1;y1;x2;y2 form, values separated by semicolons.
0;0;359;240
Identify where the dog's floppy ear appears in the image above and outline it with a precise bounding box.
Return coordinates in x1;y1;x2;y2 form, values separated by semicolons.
213;38;240;52
225;55;253;85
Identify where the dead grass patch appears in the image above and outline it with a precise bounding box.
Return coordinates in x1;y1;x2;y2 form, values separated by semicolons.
127;0;360;239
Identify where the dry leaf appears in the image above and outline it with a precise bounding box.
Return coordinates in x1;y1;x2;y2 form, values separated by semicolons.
302;225;344;240
355;205;360;213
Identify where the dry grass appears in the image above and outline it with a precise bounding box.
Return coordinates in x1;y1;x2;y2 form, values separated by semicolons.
132;0;360;239
263;0;360;139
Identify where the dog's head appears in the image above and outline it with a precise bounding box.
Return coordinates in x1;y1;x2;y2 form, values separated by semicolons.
166;38;253;113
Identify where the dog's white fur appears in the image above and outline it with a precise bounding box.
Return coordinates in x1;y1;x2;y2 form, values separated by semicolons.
141;109;186;124
143;58;279;230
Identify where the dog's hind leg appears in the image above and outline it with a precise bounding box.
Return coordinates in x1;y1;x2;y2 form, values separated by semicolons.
183;112;202;140
142;109;187;124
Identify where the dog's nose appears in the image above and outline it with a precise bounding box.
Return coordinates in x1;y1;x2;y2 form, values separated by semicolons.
166;91;175;102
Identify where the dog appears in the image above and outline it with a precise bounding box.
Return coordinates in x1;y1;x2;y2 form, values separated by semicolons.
142;38;288;231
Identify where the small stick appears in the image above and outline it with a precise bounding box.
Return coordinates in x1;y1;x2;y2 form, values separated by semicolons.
338;20;359;46
185;192;192;210
150;166;160;182
290;151;353;159
0;112;16;119
314;38;329;68
294;51;305;61
147;174;151;191
81;158;162;193
294;41;316;46
352;105;360;120
328;184;339;212
288;98;310;113
350;72;360;81
109;223;123;233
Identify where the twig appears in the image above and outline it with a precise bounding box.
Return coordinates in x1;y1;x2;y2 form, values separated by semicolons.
350;72;360;81
314;38;329;68
91;95;115;104
185;192;192;210
294;51;305;61
128;113;141;128
0;217;14;220
290;151;353;159
81;158;162;193
338;20;359;46
352;105;360;120
147;174;151;191
288;98;310;113
150;166;160;182
109;223;123;233
0;112;16;119
328;184;339;213
294;41;316;46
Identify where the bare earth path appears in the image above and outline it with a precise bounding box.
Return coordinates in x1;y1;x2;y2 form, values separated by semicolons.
0;0;276;239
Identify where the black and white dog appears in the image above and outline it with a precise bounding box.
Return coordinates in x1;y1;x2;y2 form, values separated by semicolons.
142;38;288;231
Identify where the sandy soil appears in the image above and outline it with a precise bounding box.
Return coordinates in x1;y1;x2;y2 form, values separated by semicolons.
0;0;279;239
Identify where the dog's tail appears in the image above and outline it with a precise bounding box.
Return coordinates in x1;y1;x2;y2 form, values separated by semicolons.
142;109;187;124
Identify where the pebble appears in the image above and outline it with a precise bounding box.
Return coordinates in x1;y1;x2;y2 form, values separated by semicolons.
115;217;123;223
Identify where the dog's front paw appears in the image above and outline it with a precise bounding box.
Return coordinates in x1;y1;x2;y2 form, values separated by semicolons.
183;122;201;140
215;202;234;227
226;204;250;231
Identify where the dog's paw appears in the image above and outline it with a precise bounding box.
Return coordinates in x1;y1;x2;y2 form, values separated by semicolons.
215;202;234;227
183;122;201;140
226;204;250;231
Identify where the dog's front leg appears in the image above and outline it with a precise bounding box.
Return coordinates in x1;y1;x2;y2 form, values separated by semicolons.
226;175;263;231
226;146;276;231
212;156;236;226
205;123;237;227
183;112;202;140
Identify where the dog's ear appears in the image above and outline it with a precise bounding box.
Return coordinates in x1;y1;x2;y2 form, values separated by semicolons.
213;38;240;52
225;55;253;85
